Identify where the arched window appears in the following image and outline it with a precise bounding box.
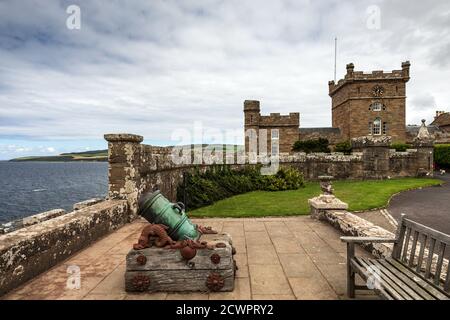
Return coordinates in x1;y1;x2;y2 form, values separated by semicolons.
372;118;381;135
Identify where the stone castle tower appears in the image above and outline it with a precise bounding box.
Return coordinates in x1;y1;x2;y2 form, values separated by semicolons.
243;100;299;154
328;61;410;142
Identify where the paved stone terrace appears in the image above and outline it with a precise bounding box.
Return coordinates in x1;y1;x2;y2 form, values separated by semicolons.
2;216;376;300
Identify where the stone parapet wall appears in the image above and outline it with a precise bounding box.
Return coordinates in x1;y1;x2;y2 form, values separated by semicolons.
324;210;395;258
104;133;434;218
0;200;128;296
0;209;66;235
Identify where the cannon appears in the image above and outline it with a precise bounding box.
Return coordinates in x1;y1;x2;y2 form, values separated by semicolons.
137;190;199;241
126;190;236;293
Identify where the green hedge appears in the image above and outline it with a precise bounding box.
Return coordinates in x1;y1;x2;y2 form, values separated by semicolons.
334;141;352;154
177;165;304;210
390;143;411;152
292;138;330;153
434;144;450;169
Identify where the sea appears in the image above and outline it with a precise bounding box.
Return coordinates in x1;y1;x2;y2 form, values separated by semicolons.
0;161;108;224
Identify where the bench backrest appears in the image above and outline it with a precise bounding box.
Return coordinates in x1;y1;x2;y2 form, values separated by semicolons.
392;214;450;293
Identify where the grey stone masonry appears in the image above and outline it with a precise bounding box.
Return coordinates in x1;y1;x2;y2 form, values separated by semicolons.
0;200;128;296
0;209;66;235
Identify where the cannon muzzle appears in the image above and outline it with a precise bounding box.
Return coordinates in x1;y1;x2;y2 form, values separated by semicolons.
138;190;199;241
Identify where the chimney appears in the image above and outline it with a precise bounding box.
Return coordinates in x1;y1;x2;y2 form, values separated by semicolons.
435;110;446;119
346;63;354;76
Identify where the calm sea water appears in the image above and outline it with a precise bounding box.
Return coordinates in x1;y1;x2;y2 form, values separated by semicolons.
0;161;108;224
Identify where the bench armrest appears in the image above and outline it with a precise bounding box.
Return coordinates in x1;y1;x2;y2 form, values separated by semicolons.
340;236;397;243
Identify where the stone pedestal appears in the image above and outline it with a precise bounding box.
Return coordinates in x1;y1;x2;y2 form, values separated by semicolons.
125;232;235;292
309;195;349;220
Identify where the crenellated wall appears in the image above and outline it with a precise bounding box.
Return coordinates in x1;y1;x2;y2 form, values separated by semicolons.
104;134;434;219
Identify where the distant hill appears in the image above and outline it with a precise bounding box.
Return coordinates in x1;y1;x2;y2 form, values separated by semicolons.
9;150;108;162
9;144;244;162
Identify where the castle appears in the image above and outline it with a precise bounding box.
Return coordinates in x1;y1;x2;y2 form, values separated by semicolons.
244;61;412;154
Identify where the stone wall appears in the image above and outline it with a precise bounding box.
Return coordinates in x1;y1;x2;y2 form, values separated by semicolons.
104;134;434;219
298;127;342;146
0;209;66;234
0;200;128;296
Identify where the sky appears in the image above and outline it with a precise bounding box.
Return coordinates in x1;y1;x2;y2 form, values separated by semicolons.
0;0;449;160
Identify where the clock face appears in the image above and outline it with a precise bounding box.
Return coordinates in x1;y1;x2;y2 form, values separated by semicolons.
372;85;384;97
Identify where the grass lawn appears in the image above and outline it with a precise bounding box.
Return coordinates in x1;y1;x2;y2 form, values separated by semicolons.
188;177;443;218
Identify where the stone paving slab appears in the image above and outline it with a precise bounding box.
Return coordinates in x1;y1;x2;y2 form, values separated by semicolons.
1;216;377;300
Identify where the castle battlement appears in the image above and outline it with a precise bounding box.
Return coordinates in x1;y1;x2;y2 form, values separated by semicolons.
329;61;410;95
259;112;299;127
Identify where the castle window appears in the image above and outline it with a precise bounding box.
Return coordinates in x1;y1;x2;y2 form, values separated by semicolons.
371;102;383;111
271;129;279;156
382;122;387;134
271;130;279;139
372;118;381;135
249;115;253;122
368;122;373;135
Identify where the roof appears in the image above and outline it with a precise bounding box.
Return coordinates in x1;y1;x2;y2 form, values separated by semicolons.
299;127;341;134
431;112;450;127
406;125;440;135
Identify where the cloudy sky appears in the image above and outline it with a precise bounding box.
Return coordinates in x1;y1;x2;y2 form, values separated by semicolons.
0;0;449;160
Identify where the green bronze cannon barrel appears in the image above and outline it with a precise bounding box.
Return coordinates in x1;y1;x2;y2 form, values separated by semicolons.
137;190;199;241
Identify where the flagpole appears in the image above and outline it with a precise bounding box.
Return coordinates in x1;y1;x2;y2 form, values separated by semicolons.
334;37;337;82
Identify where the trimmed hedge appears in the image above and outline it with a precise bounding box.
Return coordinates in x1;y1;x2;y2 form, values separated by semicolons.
434;144;450;169
292;138;330;153
334;141;352;154
390;143;411;152
177;165;304;210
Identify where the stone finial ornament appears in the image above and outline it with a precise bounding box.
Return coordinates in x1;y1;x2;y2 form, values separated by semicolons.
413;119;434;147
308;175;348;220
416;119;431;140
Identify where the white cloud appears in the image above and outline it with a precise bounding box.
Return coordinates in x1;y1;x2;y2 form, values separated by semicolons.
0;0;449;147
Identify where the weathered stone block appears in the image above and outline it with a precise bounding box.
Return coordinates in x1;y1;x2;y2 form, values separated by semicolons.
73;198;104;210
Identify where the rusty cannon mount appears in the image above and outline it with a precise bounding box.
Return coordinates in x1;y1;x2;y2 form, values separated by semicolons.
126;190;237;293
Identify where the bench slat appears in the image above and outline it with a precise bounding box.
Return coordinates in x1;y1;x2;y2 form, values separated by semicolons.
356;258;411;300
377;259;435;300
392;215;407;259
401;227;412;263
444;264;450;292
350;259;394;300
434;242;446;286
386;258;449;300
368;259;424;300
425;238;436;279
416;234;427;274
408;230;419;267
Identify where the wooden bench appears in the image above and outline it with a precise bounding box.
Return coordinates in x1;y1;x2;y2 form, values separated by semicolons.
341;214;450;300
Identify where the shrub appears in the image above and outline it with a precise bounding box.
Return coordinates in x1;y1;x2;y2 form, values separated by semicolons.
334;141;352;154
177;165;304;210
292;138;330;153
390;142;411;152
434;144;450;169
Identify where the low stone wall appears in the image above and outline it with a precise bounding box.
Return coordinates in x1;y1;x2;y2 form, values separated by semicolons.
0;209;66;235
0;199;128;296
323;210;395;258
104;133;434;218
